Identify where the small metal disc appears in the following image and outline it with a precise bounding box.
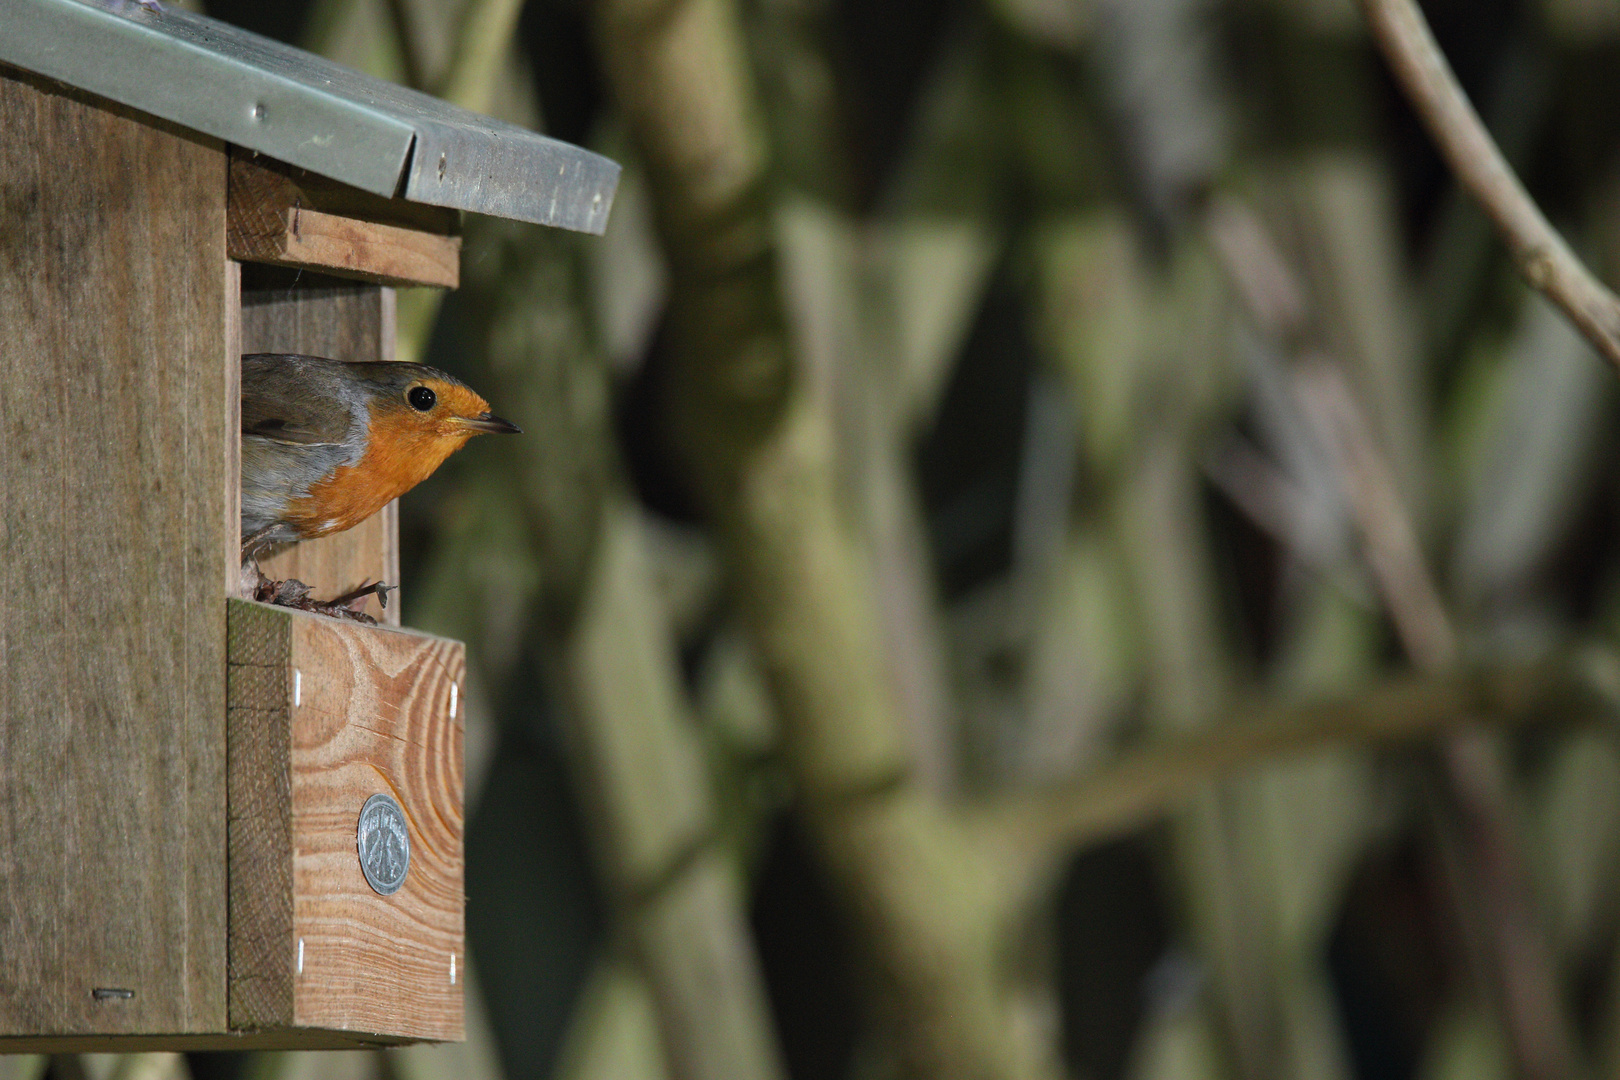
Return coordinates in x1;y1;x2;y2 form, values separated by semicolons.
357;793;410;896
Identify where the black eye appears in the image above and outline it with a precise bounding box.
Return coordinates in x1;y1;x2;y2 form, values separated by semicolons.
407;385;436;411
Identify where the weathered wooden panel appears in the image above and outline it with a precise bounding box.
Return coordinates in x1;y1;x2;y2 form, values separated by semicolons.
0;66;231;1034
226;600;465;1042
225;259;243;600
0;1030;415;1053
227;601;296;1031
241;269;400;626
229;156;461;289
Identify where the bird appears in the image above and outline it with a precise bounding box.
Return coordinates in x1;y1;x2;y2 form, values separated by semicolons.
240;352;520;621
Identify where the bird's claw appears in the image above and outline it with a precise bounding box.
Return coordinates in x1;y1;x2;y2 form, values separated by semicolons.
329;580;397;613
246;563;390;625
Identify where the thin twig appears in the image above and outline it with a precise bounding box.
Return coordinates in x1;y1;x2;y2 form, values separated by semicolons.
1359;0;1620;371
1204;194;1309;342
1290;361;1456;667
1294;334;1584;1080
1209;194;1588;1080
1202;433;1345;571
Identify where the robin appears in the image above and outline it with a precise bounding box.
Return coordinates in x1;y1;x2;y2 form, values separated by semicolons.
240;352;520;621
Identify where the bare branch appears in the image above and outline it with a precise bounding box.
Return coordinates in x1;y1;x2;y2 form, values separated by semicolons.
1292;336;1584;1080
1204;195;1309;341
380;0;427;92
1359;0;1620;371
566;505;787;1080
1207;191;1588;1080
435;0;527;113
591;1;1067;1076
978;654;1616;906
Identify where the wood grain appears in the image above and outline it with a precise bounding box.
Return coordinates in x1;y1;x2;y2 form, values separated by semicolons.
229;153;461;235
225;259;243;599
226;601;295;1031
0;65;231;1035
229;155;460;289
226;600;465;1042
0;1030;419;1053
241;271;401;627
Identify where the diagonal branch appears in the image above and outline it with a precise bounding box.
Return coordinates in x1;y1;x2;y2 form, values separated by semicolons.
1359;0;1620;370
1209;192;1589;1080
977;654;1618;907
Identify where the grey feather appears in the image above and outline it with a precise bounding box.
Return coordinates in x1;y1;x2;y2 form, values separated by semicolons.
238;353;477;546
240;353;369;543
242;353;362;445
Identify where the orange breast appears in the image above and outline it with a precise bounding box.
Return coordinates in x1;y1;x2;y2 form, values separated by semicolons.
285;414;471;539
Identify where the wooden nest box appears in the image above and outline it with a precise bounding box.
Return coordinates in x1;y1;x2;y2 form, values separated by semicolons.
0;0;618;1052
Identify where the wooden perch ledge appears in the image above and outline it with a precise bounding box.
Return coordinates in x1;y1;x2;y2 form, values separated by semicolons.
227;599;465;1043
228;154;461;289
973;650;1620;901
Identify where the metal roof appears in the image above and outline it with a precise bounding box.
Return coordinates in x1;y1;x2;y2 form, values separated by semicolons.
0;0;618;233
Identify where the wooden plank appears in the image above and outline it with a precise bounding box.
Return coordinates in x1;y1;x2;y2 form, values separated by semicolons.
241;269;401;627
229;155;460;289
229;152;462;235
226;600;465;1042
0;1030;419;1053
290;604;465;1039
0;66;231;1035
225;259;243;599
226;601;295;1031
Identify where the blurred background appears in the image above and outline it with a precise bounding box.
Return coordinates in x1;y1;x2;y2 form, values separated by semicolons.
17;0;1620;1077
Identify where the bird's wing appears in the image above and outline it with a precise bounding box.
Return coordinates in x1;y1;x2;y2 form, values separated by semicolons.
241;353;357;446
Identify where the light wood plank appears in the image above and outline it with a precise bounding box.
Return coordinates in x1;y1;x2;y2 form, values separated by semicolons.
229;155;460;289
226;600;465;1042
0;65;230;1036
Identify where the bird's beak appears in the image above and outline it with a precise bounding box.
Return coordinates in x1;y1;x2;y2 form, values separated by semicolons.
458;412;523;435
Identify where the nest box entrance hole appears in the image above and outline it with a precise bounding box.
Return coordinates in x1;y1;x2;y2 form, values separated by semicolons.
234;265;401;624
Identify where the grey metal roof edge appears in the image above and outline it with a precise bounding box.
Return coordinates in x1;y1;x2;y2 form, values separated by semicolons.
0;0;619;233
